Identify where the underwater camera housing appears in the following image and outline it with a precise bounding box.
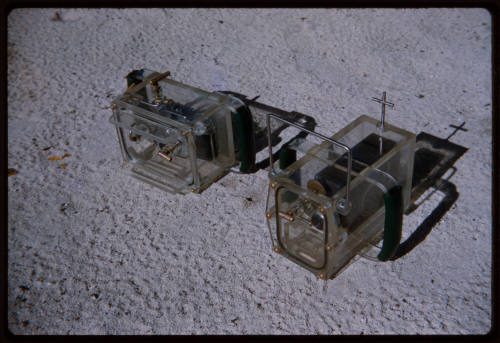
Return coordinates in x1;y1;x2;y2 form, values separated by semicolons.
110;69;257;194
265;96;416;280
110;69;317;194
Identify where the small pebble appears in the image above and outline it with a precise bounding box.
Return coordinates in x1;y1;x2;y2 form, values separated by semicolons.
51;12;61;21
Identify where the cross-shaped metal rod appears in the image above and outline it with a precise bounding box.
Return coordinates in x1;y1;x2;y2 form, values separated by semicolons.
371;91;394;130
446;121;467;140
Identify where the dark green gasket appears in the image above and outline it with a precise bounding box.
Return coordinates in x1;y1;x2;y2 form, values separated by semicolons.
231;105;256;173
377;185;403;261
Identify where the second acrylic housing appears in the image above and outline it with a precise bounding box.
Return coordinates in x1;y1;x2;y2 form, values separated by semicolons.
265;115;416;280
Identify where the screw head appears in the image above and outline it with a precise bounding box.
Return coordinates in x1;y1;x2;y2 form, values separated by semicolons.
318;272;326;280
319;206;327;215
110;104;116;110
266;212;272;219
273;246;280;253
326;244;333;252
270;182;277;189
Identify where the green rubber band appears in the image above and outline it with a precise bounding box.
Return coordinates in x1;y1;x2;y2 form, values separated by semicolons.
232;106;256;173
377;185;403;261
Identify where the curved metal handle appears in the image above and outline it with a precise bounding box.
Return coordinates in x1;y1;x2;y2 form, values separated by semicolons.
265;113;353;214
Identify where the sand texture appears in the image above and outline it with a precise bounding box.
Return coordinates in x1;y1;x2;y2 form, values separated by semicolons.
7;8;491;334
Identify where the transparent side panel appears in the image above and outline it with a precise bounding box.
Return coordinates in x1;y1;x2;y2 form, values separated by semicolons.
329;115;416;210
325;116;415;277
194;104;236;191
320;165;390;278
328;206;385;278
278;115;415;209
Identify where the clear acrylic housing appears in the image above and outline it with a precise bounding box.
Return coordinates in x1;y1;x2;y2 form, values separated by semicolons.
110;70;241;194
266;115;416;279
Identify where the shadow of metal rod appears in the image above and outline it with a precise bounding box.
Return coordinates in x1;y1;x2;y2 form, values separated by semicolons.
406;166;458;214
390;179;458;261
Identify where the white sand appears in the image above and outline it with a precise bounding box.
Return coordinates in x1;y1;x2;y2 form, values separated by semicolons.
7;8;491;334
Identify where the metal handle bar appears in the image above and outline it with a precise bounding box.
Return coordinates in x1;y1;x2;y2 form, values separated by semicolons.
265;113;352;210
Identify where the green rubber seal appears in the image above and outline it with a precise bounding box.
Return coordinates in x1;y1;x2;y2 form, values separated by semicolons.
279;147;297;170
377;185;403;261
231;105;256;173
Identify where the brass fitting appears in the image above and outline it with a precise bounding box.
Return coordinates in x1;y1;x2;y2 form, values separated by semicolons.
157;141;182;162
149;71;171;85
326;244;334;252
278;211;295;222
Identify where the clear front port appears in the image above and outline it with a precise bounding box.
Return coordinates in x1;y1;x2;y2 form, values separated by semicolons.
276;186;328;269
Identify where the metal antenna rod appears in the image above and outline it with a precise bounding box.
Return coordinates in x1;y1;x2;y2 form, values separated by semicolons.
371;91;394;130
